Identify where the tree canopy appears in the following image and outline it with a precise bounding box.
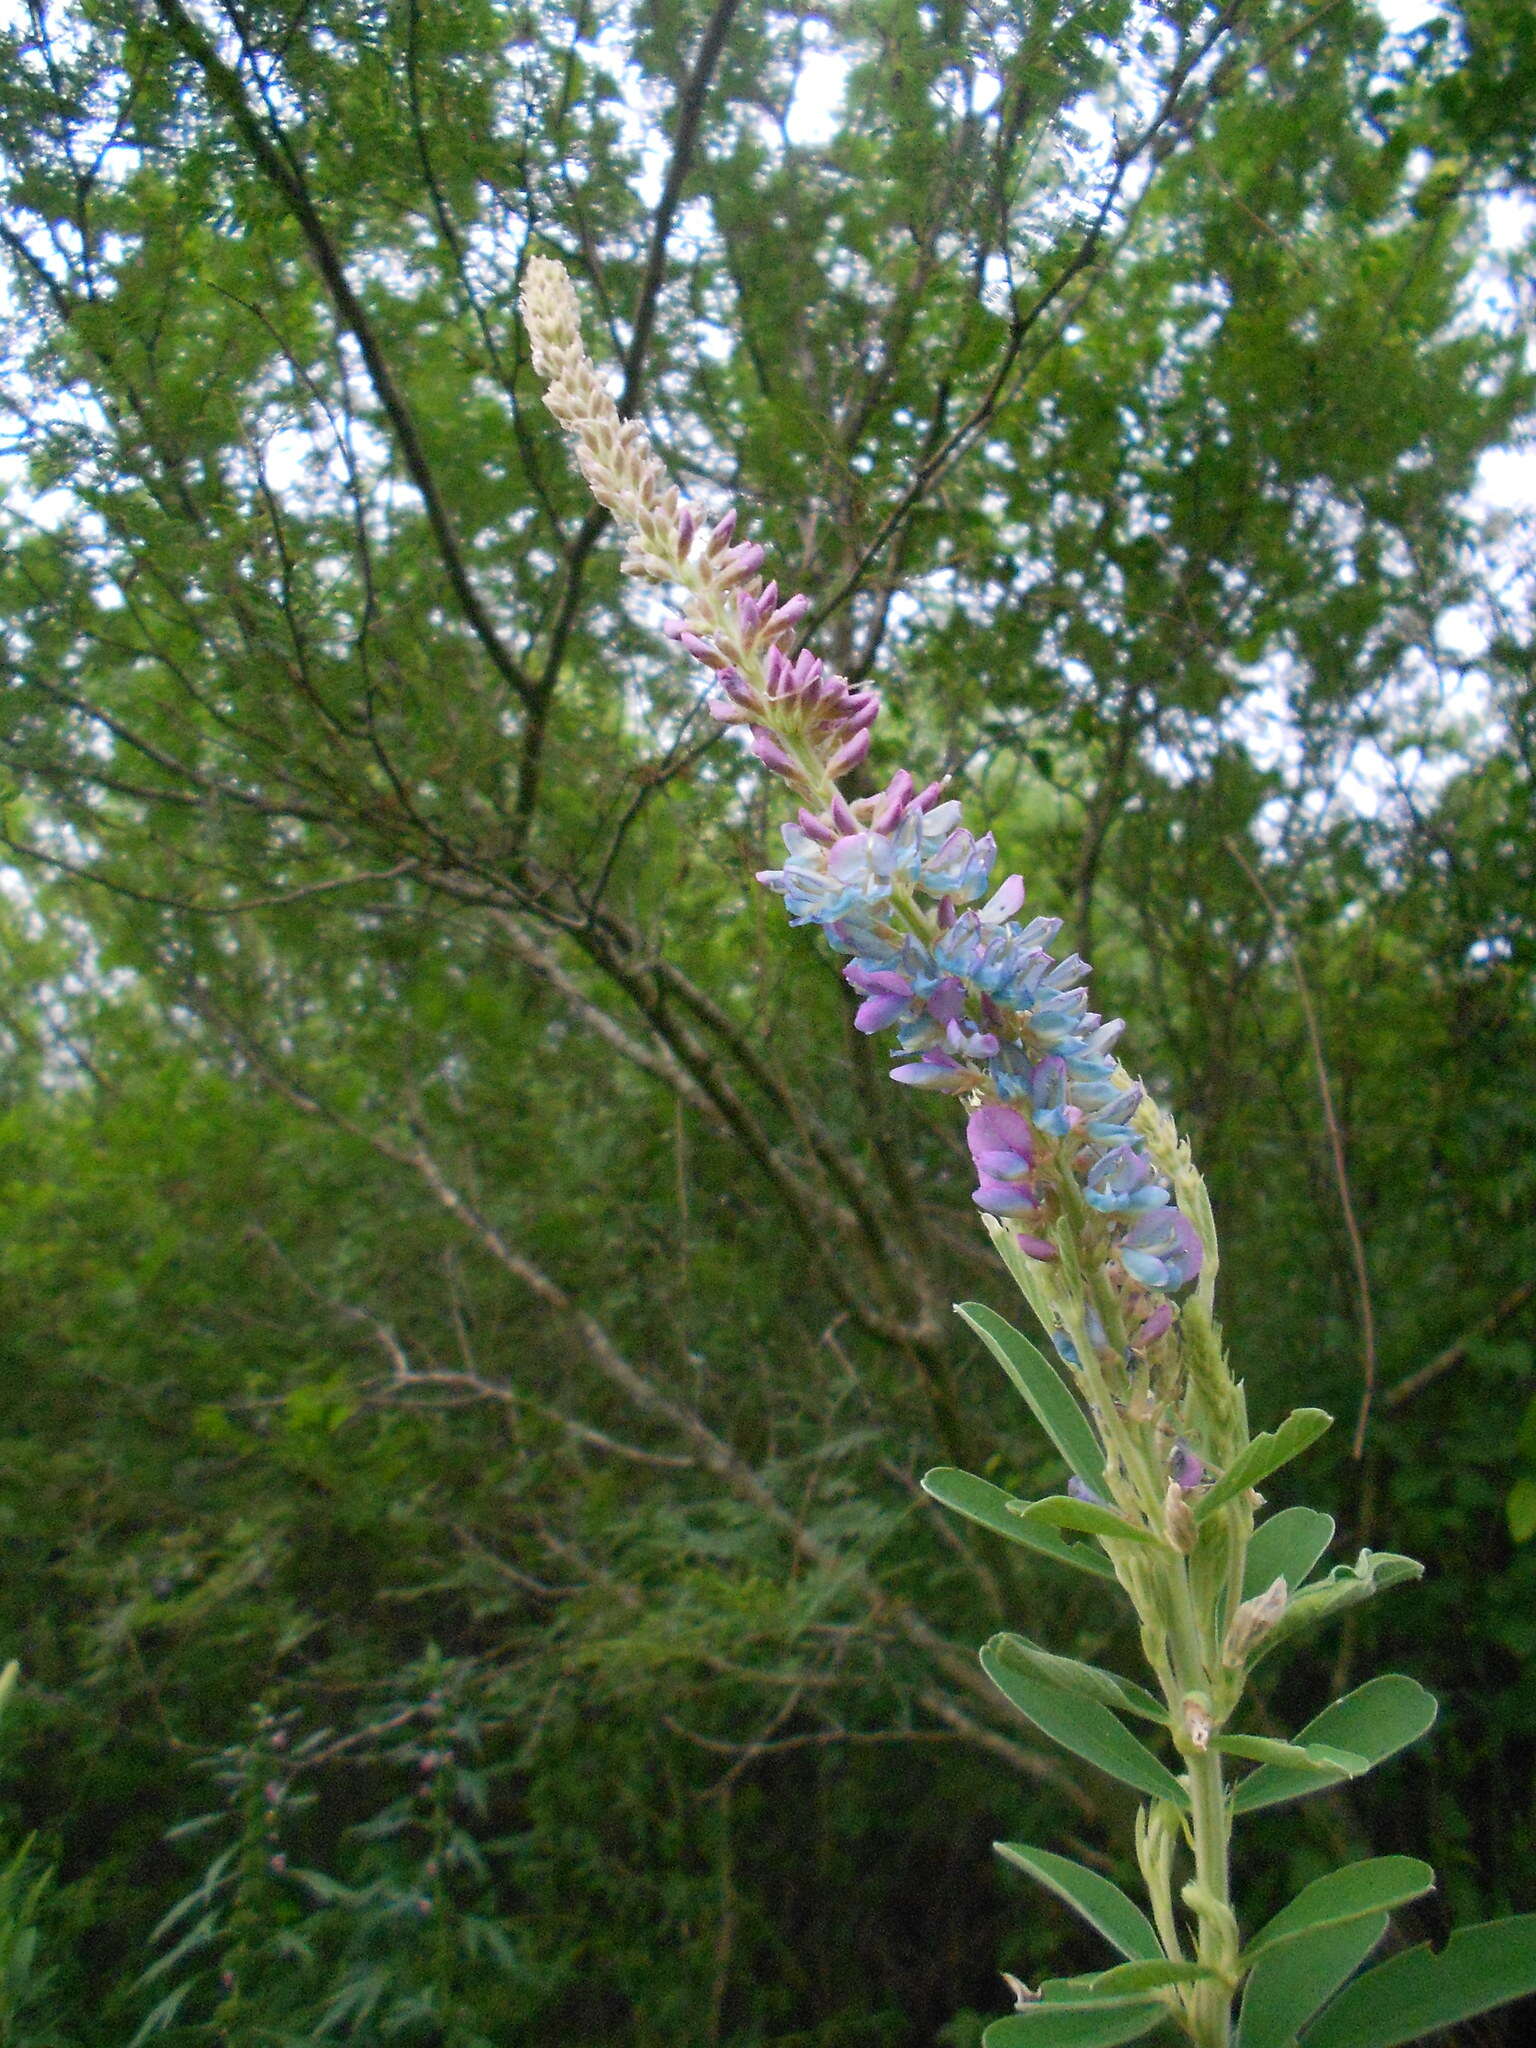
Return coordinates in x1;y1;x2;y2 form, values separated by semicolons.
0;2;1532;2042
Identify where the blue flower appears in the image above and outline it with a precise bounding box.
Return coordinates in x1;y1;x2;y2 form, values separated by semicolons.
1120;1211;1204;1290
1084;1145;1171;1217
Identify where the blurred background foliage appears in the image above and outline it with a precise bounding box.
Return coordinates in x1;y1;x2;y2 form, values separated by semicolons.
0;0;1532;2041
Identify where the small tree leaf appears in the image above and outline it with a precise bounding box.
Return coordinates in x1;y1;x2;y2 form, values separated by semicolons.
981;1638;1189;1807
1242;1858;1436;1967
1505;1477;1536;1545
956;1303;1105;1488
993;1844;1164;1963
1243;1506;1335;1599
1195;1410;1333;1522
1232;1676;1438;1814
1236;1912;1389;2048
989;1637;1168;1726
922;1469;1116;1580
1011;1495;1164;1548
1300;1914;1536;2048
982;2002;1167;2047
126;1981;197;2048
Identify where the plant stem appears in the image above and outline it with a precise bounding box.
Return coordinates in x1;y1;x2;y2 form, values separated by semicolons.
1186;1746;1237;2047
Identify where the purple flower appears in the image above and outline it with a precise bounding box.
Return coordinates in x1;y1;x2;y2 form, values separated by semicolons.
1169;1440;1206;1492
1067;1475;1105;1505
945;1017;1001;1061
966;1104;1042;1218
889;1050;975;1093
844;963;913;1034
1131;1300;1174;1350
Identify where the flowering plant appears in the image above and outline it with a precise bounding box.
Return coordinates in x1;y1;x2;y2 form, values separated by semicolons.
521;255;1536;2048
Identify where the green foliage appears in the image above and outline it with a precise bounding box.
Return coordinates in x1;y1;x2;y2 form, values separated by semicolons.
953;1306;1106;1490
978;1640;1188;1808
1230;1677;1439;1815
1191;1413;1333;1523
992;1849;1163;1967
981;2002;1166;2047
1301;1914;1536;2048
1240;1858;1436;1968
1240;1511;1335;1601
0;1836;75;2047
922;1470;1119;1579
1235;1911;1390;2048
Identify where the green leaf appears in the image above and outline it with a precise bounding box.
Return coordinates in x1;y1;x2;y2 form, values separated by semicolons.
1214;1736;1367;1780
987;1636;1167;1726
922;1468;1116;1580
1195;1410;1333;1522
1255;1552;1424;1662
1236;1912;1389;2048
981;1637;1189;1807
1011;1495;1164;1548
1506;1476;1536;1545
1243;1506;1335;1599
956;1303;1105;1488
1242;1858;1436;1967
982;2004;1167;2048
993;1844;1163;1964
1301;1914;1536;2048
1077;1961;1214;1994
1232;1676;1438;1813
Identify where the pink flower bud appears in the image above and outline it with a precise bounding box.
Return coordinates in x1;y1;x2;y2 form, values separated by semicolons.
872;770;915;833
706;509;737;555
677;630;725;669
767;593;811;633
750;729;796;776
826;727;872;778
717;543;766;586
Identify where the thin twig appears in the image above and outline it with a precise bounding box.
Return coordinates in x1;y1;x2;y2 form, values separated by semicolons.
1227;839;1378;1456
1384;1279;1536;1411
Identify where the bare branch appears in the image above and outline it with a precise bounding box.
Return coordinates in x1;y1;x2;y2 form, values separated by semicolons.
151;0;534;707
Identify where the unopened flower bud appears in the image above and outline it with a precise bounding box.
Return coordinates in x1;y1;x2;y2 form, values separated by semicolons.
1222;1575;1289;1668
1164;1480;1198;1554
